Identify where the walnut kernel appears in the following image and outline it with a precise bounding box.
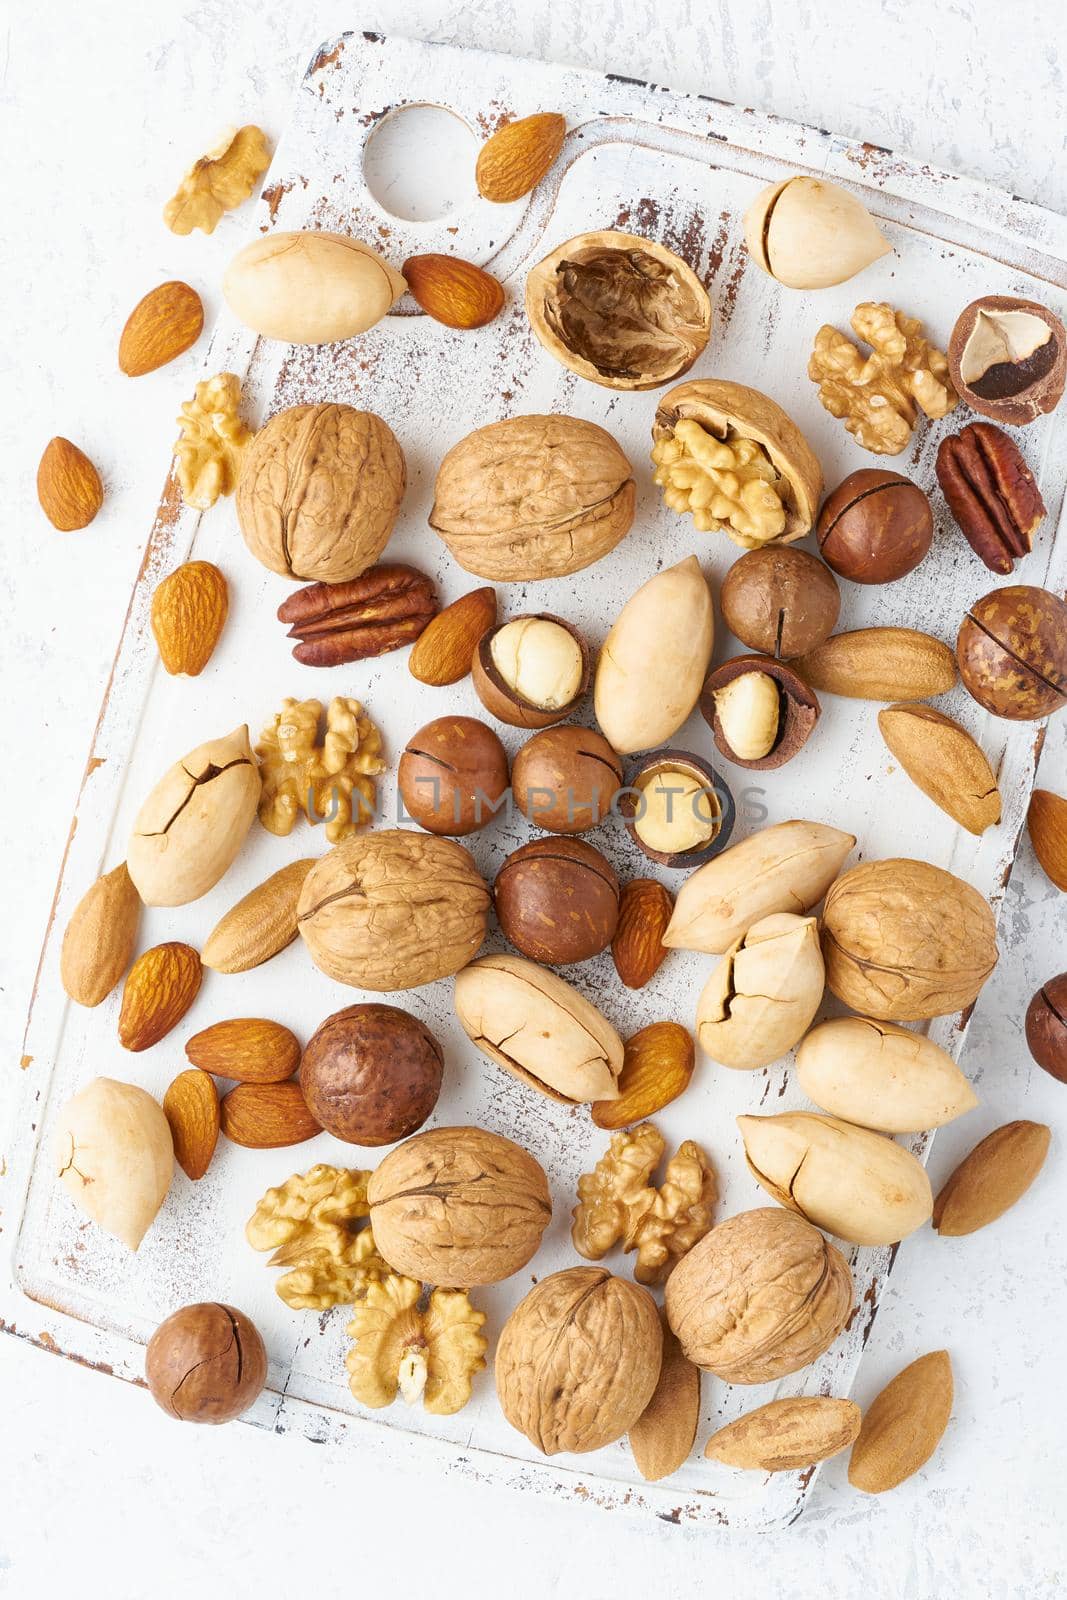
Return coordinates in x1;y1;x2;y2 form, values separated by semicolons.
345;1274;487;1415
256;696;385;845
174;372;253;510
163;125;271;236
809;303;957;455
572;1122;717;1284
246;1164;389;1310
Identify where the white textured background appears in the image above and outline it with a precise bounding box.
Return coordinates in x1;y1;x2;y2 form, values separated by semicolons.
2;2;1066;1596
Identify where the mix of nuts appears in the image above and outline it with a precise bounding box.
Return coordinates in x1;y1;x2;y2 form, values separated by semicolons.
43;104;1067;1499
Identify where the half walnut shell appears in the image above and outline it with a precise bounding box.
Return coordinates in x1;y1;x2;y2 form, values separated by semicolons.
525;230;711;391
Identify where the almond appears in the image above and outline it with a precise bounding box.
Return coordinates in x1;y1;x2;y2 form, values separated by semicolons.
37;437;104;531
629;1313;700;1481
611;878;674;989
219;1080;320;1148
150;560;229;676
705;1396;861;1472
476;112;565;203
1027;788;1067;892
795;627;957;702
60;863;141;1007
118;942;202;1051
163;1068;220;1180
185;1017;301;1084
591;1021;694;1130
119;280;204;376
848;1350;953;1493
408;586;497;686
403;254;505;329
878;704;1001;835
201;859;316;973
933;1119;1051;1236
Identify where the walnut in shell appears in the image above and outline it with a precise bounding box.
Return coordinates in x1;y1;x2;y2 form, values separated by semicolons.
429;414;635;581
297;830;490;990
525;230;711;390
236;403;406;585
495;1266;662;1455
652;379;822;549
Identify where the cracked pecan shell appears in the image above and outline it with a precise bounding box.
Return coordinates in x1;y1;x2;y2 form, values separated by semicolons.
278;563;438;666
936;422;1046;574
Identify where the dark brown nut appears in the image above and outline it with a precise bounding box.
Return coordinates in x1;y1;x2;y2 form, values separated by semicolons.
299;1004;443;1146
817;469;932;584
957;585;1067;719
700;656;820;769
524;230;711;391
719;546;840;658
512;724;622;834
948;295;1066;426
399;716;510;836
494;837;619;964
472;614;589;729
146;1303;267;1424
619;749;735;868
1026;973;1067;1084
936;423;1046;574
278;564;438;666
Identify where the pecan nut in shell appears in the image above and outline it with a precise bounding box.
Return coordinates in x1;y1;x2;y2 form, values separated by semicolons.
936;422;1046;574
278;563;439;666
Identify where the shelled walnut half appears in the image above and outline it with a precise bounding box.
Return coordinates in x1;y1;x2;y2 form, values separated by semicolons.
809;302;957;455
346;1275;487;1416
174;372;253;510
256;696;385;845
246;1165;390;1310
652;380;822;548
572;1122;717;1284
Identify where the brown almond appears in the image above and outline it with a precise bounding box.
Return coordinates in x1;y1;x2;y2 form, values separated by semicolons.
119;280;204;376
201;859;316;974
611;878;674;990
118;942;202;1051
37;437;104;531
1027;789;1067;892
933;1119;1051;1236
476;112;565;203
848;1350;953;1493
403;255;505;329
705;1396;861;1472
629;1313;700;1481
795;628;957;702
60;863;141;1007
592;1021;694;1130
185;1017;301;1084
220;1080;320;1148
408;586;497;686
163;1068;220;1180
878;704;1001;835
150;560;229;676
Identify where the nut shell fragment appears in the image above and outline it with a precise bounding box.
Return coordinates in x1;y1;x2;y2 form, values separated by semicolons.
696;913;825;1070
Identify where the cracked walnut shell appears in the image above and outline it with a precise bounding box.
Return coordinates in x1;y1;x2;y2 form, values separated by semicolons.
256;696;384;846
808;302;957;455
346;1276;487;1415
163;125;270;235
297;830;490;990
246;1164;389;1310
174;373;253;510
653;379;822;549
237;403;406;585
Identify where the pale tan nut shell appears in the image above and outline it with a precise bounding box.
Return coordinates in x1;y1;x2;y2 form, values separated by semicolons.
795;627;958;702
60;863;141;1007
820;857;998;1021
476;112;565;203
119;280;204;376
738;1111;933;1246
696;912;825;1070
454;953;623;1104
118;942;203;1052
164;124;270;235
367;1125;551;1288
429;413;636;582
705;1396;862;1471
56;1077;174;1251
878;703;1001;834
495;1266;662;1455
744;176;890;290
665;1207;853;1384
150;561;229;677
796;1016;978;1133
185;1018;301;1084
345;1276;487;1415
848;1350;953;1493
223;230;405;343
246;1164;387;1310
298;830;490;991
591;1021;695;1130
629;1312;700;1481
408;586;497;686
1027;788;1067;891
664;819;856;955
163;1068;220;1181
37;437;104;531
201;859;316;974
932;1120;1051;1236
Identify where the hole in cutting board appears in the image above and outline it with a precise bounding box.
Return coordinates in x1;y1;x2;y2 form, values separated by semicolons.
364;104;480;222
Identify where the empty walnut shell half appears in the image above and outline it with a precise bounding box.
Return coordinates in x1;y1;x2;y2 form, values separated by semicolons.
619;749;735;869
957;585;1067;720
701;656;820;770
525;231;711;391
948;295;1066;427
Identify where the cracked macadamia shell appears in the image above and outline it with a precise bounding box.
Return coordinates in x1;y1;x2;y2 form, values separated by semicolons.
236;403;406;585
367;1125;551;1286
948;295;1066;426
429;414;636;581
493;836;619;965
495;1266;663;1454
297;829;490;990
223;230;406;344
146;1302;267;1424
525;230;711;390
299;1004;444;1146
665;1207;853;1383
744;176;891;290
56;1077;174;1251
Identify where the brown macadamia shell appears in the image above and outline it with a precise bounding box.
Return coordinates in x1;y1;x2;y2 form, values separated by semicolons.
948;295;1066;427
146;1303;267;1424
957;585;1067;720
700;655;821;769
512;725;623;834
817;469;932;585
719;546;840;658
494;837;619;964
399;716;510;835
300;1004;444;1146
472;614;590;729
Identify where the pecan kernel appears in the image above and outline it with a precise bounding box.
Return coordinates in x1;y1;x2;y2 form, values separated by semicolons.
278;562;439;667
935;422;1045;575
